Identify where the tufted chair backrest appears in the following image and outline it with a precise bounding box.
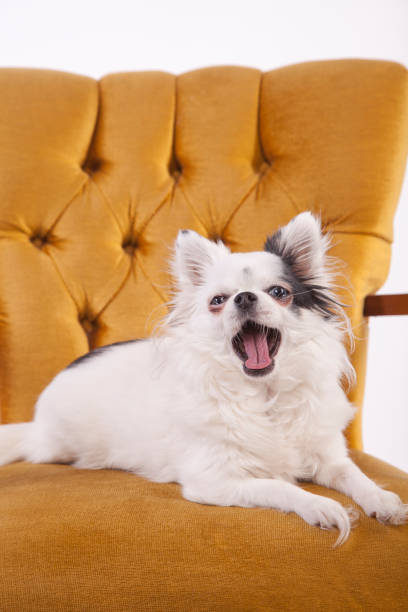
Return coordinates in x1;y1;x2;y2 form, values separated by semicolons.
0;60;407;448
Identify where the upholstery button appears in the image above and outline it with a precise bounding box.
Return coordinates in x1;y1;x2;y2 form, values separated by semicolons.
78;315;98;349
79;316;98;337
168;156;182;182
208;232;224;244
83;158;103;175
30;234;48;249
81;319;94;334
258;160;271;175
122;238;139;256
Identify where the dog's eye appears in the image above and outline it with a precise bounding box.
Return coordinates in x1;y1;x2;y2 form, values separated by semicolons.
210;295;227;306
268;286;290;301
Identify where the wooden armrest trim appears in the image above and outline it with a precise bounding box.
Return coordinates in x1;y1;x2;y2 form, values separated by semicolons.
364;294;408;317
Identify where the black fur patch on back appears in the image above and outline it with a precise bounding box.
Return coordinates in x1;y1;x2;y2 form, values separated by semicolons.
66;339;142;369
265;232;340;319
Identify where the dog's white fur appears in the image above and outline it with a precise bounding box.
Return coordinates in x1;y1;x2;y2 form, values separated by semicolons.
0;212;406;545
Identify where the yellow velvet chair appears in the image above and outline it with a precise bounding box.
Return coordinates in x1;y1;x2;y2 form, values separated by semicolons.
0;60;408;611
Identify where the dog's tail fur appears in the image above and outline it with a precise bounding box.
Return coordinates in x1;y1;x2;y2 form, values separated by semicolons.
0;423;32;465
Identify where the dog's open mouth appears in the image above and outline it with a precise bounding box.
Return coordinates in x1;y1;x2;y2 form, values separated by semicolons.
232;321;281;377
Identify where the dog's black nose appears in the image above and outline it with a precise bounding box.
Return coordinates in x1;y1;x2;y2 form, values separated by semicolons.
234;291;258;311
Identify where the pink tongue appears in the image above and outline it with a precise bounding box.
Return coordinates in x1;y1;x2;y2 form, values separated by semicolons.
242;330;272;370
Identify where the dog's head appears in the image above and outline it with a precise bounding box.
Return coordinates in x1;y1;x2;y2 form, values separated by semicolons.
168;212;347;380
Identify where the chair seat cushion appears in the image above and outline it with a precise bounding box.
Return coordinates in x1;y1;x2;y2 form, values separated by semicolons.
1;450;407;611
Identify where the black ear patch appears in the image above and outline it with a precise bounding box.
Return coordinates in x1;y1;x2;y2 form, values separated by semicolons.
265;228;313;281
264;231;341;319
265;229;291;264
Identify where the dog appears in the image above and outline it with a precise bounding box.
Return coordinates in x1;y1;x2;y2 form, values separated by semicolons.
0;212;406;545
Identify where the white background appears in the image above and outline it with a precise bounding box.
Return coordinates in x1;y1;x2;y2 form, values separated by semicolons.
1;0;407;470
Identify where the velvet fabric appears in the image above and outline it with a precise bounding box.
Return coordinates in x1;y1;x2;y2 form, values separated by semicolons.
0;451;407;611
0;60;408;610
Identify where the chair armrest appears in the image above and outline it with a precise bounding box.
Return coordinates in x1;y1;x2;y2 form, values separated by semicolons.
363;294;408;316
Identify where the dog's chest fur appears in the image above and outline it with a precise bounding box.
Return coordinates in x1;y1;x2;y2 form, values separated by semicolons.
187;376;326;483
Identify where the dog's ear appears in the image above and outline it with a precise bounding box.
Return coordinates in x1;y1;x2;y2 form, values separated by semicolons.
264;212;329;282
173;230;230;287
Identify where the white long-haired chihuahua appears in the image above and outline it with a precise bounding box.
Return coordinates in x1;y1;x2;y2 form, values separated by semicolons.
0;212;406;545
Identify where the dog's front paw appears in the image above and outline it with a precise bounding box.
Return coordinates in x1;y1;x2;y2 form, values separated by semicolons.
363;489;408;525
301;495;357;546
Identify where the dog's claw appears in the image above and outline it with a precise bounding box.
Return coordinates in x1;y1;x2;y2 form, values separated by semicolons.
363;491;408;525
301;496;357;546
